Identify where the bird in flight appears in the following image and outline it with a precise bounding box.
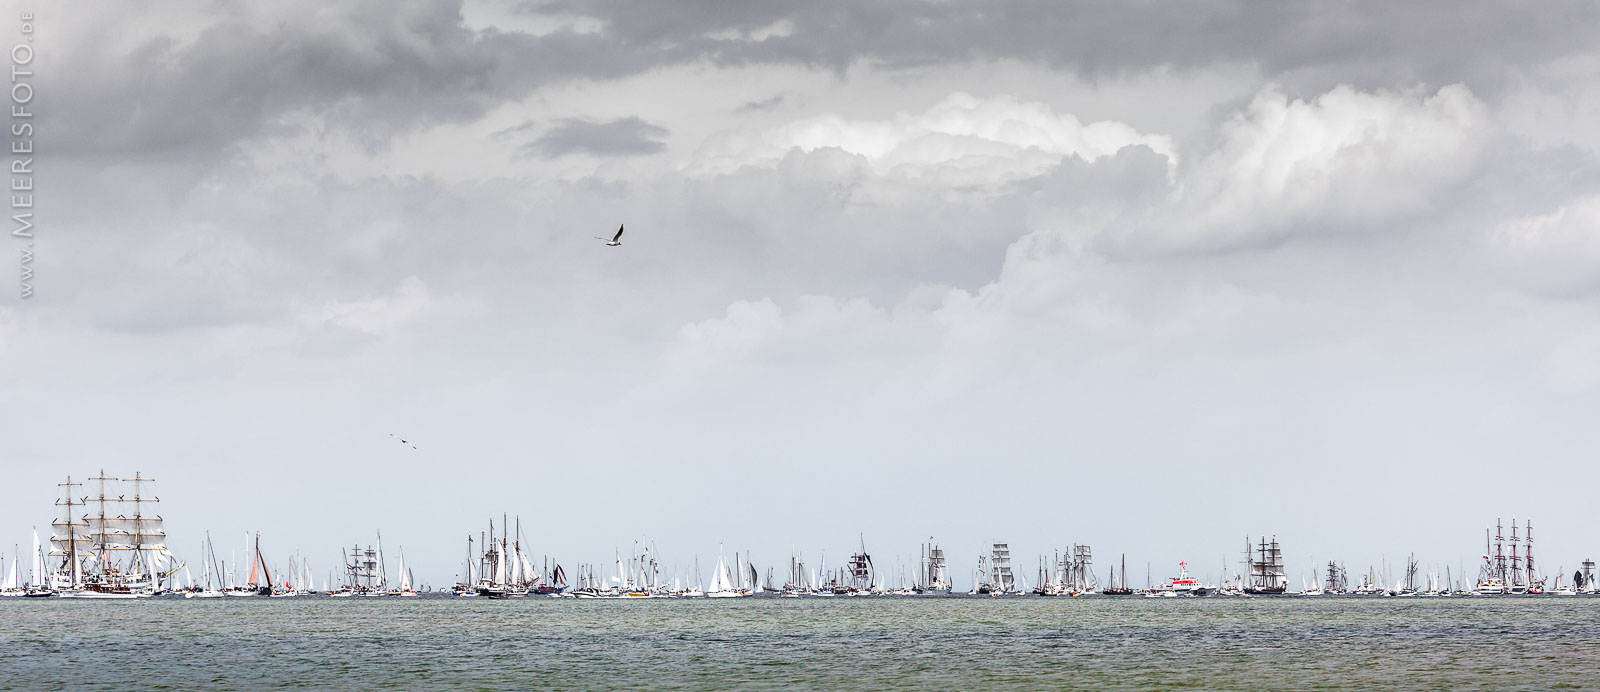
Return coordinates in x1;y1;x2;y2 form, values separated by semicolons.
595;224;624;247
388;433;417;450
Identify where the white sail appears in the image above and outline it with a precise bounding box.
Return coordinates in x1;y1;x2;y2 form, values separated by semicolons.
398;549;411;591
709;552;732;593
520;552;536;586
376;533;388;588
5;558;15;590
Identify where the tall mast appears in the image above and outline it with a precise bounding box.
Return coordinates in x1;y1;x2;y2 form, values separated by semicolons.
89;469;118;578
1526;518;1537;584
54;476;83;587
124;471;161;585
1510;517;1523;586
1494;517;1506;583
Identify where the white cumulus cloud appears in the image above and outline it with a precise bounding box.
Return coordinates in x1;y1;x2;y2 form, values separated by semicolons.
686;92;1175;188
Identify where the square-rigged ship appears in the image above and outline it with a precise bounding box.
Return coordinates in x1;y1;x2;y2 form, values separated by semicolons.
1243;535;1287;595
50;471;178;598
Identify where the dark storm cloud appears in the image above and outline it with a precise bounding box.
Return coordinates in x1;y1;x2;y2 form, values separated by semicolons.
56;0;1600;163
519;117;669;158
53;0;498;159
530;0;1599;89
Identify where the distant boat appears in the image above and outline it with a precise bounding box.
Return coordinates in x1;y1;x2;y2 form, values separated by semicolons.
1101;554;1133;596
395;547;418;597
706;546;746;598
915;540;952;594
1148;561;1210;596
245;531;276;596
1243;536;1287;595
0;547;23;597
185;533;225;598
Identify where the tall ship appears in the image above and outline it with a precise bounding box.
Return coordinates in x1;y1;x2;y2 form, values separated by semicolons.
1478;518;1508;594
845;536;875;594
974;542;1016;595
1038;544;1098;596
341;535;386;596
474;516;511;598
1067;544;1097;594
915;540;951;594
51;472;179;598
1477;516;1542;594
1243;535;1287;595
1324;560;1348;594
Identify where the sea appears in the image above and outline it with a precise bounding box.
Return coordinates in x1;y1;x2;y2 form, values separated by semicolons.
3;595;1599;689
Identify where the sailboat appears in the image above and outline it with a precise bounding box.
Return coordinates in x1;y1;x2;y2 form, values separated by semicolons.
245;532;275;596
706;546;745;598
1101;554;1133;595
0;548;24;597
395;547;418;597
534;556;567;596
678;556;705;597
186;534;225;598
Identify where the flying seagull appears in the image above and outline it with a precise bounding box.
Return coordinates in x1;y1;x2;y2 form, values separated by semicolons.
595;224;624;247
388;432;417;450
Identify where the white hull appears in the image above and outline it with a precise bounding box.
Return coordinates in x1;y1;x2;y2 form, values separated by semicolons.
59;590;140;600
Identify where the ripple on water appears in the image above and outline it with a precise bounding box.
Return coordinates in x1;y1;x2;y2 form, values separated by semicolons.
2;597;1600;689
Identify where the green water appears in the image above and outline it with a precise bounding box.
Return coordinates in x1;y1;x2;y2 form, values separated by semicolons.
3;596;1598;689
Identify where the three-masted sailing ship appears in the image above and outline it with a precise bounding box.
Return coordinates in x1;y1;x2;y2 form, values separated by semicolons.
51;472;181;598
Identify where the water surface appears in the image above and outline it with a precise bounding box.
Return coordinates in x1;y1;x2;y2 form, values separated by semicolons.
3;596;1598;689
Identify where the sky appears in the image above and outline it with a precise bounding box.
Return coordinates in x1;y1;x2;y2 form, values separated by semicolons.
2;0;1600;590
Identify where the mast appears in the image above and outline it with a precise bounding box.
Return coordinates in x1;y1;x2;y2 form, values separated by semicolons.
1494;517;1507;584
52;476;84;588
254;532;274;594
1509;517;1523;587
1526;518;1538;586
89;469;117;579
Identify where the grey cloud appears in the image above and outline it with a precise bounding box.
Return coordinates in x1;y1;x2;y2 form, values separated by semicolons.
530;0;1600;92
55;0;1600;165
52;0;499;160
518;117;669;158
738;94;786;112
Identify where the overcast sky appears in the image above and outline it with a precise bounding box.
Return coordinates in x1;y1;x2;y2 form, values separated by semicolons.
3;0;1600;588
